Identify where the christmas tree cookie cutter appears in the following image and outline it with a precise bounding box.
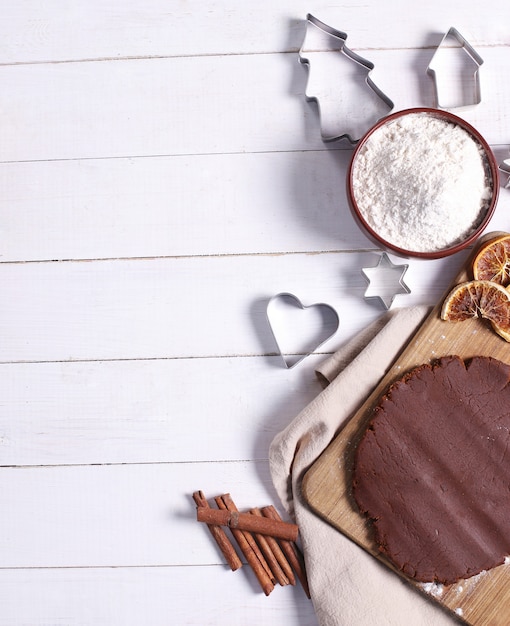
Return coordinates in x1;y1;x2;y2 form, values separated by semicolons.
266;292;340;369
427;27;484;109
298;14;394;143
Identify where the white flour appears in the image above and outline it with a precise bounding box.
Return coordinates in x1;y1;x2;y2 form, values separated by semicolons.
351;112;493;252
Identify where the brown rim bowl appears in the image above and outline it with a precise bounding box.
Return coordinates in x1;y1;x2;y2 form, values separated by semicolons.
346;108;500;259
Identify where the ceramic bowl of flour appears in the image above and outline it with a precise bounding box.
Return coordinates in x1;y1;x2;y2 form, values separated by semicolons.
347;108;499;259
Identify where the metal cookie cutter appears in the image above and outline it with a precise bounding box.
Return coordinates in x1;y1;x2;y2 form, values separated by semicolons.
266;292;339;369
500;152;510;189
298;13;394;143
427;27;483;109
361;253;411;310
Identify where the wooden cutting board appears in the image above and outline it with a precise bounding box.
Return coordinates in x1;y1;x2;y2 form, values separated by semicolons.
302;232;510;625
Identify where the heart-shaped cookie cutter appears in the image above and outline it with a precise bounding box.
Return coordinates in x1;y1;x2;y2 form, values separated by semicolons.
266;292;340;369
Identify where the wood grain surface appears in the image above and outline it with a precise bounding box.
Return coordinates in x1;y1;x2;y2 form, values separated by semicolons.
303;233;510;625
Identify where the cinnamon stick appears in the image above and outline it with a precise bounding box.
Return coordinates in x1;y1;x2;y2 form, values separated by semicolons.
249;508;293;586
192;491;242;571
197;506;299;542
250;508;296;585
215;494;275;595
261;505;311;599
219;494;275;582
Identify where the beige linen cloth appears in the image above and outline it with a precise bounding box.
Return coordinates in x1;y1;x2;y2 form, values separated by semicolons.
269;306;459;625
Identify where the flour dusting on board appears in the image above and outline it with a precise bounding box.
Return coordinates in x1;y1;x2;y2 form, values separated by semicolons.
420;582;444;597
351;112;492;252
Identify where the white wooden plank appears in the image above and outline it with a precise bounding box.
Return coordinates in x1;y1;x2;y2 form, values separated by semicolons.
0;1;507;64
0;565;317;626
0;355;324;466
0;53;321;162
0;251;469;363
0;48;509;163
0;150;366;262
0;460;287;567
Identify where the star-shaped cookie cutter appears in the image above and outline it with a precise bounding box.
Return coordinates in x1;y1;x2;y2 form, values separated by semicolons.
361;253;411;309
298;13;394;143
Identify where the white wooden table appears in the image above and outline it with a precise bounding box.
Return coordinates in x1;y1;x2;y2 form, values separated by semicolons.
1;2;509;624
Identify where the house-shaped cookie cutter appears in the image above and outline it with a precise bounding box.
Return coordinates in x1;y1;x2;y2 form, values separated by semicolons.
298;14;394;143
427;27;483;109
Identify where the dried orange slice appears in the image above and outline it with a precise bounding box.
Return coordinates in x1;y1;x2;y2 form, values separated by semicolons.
472;234;510;286
441;280;510;341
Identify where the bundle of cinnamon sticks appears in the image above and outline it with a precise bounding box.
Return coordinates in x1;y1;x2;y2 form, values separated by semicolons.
193;491;310;598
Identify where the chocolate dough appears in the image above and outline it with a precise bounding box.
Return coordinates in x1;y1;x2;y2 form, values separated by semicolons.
353;355;510;585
